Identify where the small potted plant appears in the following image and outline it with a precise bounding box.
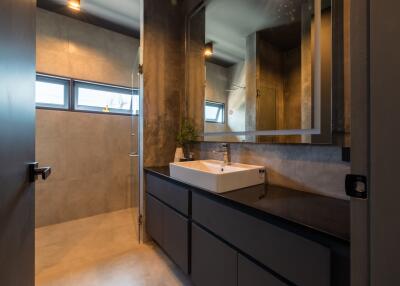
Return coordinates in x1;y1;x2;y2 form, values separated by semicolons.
175;118;198;161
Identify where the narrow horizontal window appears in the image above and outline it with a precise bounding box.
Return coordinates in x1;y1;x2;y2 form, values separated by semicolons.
35;75;69;109
74;81;138;115
205;101;224;123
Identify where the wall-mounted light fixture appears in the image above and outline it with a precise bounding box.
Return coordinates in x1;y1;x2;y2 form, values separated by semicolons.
204;42;213;57
67;0;81;11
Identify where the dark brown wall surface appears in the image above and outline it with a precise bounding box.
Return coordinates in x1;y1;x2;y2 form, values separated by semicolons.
370;0;400;284
312;8;333;144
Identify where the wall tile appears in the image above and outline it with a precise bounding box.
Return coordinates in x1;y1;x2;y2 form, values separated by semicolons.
35;110;138;227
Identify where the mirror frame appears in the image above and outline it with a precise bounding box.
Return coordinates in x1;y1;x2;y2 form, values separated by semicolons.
185;0;337;143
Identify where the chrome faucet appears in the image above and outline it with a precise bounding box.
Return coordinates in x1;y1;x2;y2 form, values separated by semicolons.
214;143;231;165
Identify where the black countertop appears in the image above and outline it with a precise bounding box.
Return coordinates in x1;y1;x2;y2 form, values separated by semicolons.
144;166;350;242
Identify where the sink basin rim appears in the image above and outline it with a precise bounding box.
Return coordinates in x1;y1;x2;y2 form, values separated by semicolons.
169;160;265;175
169;160;266;193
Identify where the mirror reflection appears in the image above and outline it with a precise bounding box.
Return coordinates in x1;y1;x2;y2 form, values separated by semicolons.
187;0;335;143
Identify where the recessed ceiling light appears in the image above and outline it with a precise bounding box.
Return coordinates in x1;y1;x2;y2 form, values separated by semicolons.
67;0;81;11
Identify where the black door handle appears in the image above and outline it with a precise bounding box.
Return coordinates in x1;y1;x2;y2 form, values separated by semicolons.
345;174;367;199
28;162;52;182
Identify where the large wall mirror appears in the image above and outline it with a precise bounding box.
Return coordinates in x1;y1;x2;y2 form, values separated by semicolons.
186;0;345;144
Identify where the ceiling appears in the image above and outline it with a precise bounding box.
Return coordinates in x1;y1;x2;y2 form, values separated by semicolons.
37;0;140;38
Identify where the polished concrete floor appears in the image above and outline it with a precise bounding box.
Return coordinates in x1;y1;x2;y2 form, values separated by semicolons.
35;209;192;286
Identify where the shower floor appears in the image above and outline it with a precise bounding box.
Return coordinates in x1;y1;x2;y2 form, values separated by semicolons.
35;208;192;286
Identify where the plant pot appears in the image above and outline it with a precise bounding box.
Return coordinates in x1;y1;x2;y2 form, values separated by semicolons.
174;147;184;162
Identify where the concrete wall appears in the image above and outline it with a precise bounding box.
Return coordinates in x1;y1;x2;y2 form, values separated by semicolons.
36;8;139;87
194;142;349;200
35;9;139;227
205;62;228;136
143;0;186;167
227;61;246;141
204;61;246;142
36;111;138;227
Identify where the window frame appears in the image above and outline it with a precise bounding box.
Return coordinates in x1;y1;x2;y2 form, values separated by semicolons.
73;80;137;116
205;100;225;124
35;74;139;116
35;74;70;110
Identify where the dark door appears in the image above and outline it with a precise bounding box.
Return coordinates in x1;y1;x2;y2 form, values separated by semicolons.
348;0;369;285
370;0;400;285
0;0;36;285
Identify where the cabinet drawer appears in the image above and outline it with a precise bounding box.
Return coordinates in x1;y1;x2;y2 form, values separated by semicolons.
191;223;237;286
163;205;189;274
146;173;189;216
238;254;288;286
146;194;164;246
192;192;331;286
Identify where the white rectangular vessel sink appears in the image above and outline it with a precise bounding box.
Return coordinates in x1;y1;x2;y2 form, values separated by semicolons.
169;160;265;193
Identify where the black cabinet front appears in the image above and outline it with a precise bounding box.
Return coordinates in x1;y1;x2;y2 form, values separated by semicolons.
146;173;189;215
145;171;349;286
238;254;288;286
146;194;164;245
191;224;237;286
192;192;331;286
163;204;189;273
146;194;189;274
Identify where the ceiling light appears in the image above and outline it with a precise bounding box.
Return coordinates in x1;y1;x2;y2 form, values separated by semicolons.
204;42;213;57
67;0;81;11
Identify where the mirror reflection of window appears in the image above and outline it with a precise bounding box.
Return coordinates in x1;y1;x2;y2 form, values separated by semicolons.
205;101;224;123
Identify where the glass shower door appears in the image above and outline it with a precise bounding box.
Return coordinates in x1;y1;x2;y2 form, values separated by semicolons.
129;45;141;243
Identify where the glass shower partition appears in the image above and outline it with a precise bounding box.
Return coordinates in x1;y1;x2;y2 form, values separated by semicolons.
129;45;141;243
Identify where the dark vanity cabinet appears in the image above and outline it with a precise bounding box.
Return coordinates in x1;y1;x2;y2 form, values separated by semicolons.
191;223;237;286
191;223;287;286
238;255;288;286
146;174;189;274
192;192;330;286
145;171;349;286
146;194;164;246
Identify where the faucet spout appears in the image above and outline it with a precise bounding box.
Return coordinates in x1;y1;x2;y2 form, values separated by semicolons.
218;143;231;165
213;143;231;165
